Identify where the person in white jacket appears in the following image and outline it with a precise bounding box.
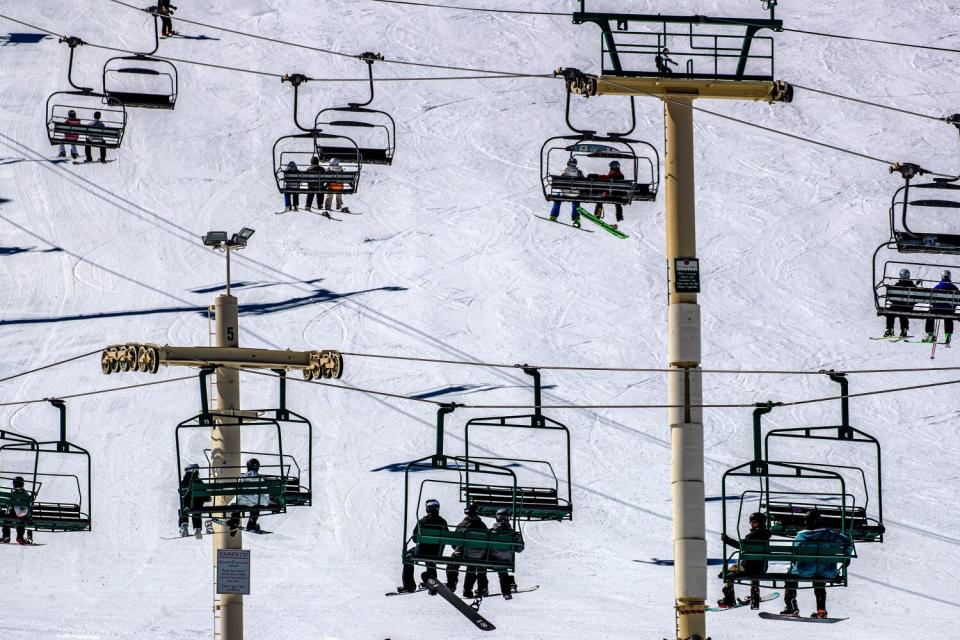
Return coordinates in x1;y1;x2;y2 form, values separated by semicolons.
226;458;274;535
322;158;351;213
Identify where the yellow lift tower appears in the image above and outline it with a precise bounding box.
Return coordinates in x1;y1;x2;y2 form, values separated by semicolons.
565;2;792;638
99;229;342;640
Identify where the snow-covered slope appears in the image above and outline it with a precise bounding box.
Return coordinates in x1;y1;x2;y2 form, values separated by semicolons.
0;1;958;638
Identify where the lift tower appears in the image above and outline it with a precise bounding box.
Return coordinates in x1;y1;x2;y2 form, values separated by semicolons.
567;3;792;638
99;229;343;640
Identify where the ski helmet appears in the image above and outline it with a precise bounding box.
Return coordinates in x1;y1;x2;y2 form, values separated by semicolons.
495;508;510;523
12;476;24;488
185;463;200;471
899;268;911;280
425;499;440;513
330;157;340;167
93;111;102;119
246;458;260;471
464;503;479;516
943;269;952;281
609;160;621;169
67;109;77;118
567;157;578;167
804;509;823;529
311;156;319;164
748;512;767;527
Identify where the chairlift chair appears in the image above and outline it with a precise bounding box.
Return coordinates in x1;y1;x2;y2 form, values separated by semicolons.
46;36;127;151
401;405;525;575
462;368;573;522
888;170;960;254
101;11;178;109
272;133;362;197
314;52;396;165
0;400;92;534
873;248;960;324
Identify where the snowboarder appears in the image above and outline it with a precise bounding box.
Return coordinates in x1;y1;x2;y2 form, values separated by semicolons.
593;160;626;228
883;268;918;338
84;111;107;163
550;158;583;227
157;0;177;38
489;508;524;599
304;156;322;210
322;158;350;214
446;503;489;598
226;458;274;535
398;498;449;593
655;47;678;76
1;476;31;545
178;463;208;539
923;269;957;344
58;109;80;159
718;511;771;609
283;161;300;211
780;509;852;619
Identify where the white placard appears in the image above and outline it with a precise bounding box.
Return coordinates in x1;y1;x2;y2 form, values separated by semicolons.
216;549;251;595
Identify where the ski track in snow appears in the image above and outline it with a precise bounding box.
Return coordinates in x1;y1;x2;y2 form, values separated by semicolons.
0;0;958;637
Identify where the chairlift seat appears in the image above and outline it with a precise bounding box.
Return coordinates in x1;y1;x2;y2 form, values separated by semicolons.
725;539;853;586
464;483;572;521
104;90;176;110
893;231;960;254
404;524;522;571
283;477;311;506
276;168;359;195
764;501;884;542
49;121;123;148
181;475;286;515
880;284;960;320
315;145;391;165
548;175;637;204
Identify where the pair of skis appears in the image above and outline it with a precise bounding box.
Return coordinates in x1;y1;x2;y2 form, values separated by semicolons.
534;208;630;239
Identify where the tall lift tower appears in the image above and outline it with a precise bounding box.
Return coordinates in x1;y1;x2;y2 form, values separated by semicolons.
566;3;792;638
99;229;343;640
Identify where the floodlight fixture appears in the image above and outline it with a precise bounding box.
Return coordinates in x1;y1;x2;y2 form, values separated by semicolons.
238;227;255;241
202;231;228;247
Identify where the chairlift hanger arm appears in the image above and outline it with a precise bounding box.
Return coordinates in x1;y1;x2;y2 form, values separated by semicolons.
349;52;384;108
282;73;315;133
58;36;93;93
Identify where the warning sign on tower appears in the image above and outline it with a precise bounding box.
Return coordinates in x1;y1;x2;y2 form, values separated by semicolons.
674;258;701;293
217;549;251;595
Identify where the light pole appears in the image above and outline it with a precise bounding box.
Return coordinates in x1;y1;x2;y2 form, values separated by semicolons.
202;228;255;296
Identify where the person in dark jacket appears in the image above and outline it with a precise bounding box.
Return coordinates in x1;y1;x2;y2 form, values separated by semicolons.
84;112;107;163
1;476;32;545
719;511;771;608
655;47;678;75
594;160;627;227
883;268;919;338
780;509;852;619
923;270;958;344
179;463;208;539
489;508;524;599
446;503;490;597
158;0;177;37
304;156;322;210
398;498;448;593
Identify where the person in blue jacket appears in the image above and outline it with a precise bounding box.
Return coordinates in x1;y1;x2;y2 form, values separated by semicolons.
780;509;852;619
923;269;958;344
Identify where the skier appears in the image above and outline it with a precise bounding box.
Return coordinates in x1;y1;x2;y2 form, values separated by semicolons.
780;509;852;619
489;508;524;600
0;476;31;545
157;0;177;38
84;111;107;163
593;160;626;228
398;498;449;593
718;511;771;609
446;503;490;598
549;158;583;227
178;463;208;539
322;158;351;214
883;268;918;338
58;109;80;159
226;458;274;535
922;269;958;344
304;156;322;210
283;161;300;211
655;47;678;76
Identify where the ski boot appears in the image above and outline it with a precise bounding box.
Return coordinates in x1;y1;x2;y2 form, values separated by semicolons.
245;522;261;533
71;152;79;160
58;150;66;158
810;609;828;619
548;215;558;222
179;523;190;537
227;517;240;537
946;333;953;345
922;333;937;343
16;536;26;545
900;329;909;338
749;585;761;610
779;599;799;616
462;588;475;598
194;527;203;539
396;585;418;594
717;584;736;609
0;536;9;544
572;218;581;228
882;328;894;337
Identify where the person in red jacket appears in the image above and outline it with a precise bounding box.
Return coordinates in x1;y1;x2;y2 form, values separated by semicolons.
58;109;81;159
594;160;625;227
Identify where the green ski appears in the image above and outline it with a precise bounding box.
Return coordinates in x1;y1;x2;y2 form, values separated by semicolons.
577;207;629;239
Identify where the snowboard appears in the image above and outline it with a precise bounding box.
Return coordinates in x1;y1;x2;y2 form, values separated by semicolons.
0;539;44;547
759;611;847;623
421;575;495;631
385;587;429;597
209;517;273;536
706;591;779;612
72;159;117;165
474;584;539;600
869;335;912;342
533;214;594;232
576;207;629;239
